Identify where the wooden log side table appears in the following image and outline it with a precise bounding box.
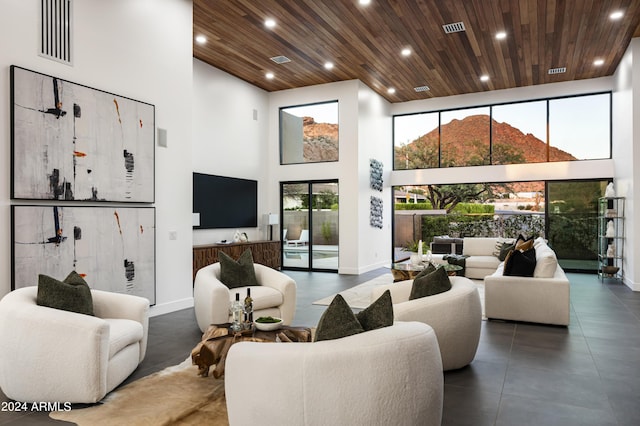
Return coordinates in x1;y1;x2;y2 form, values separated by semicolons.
191;323;312;378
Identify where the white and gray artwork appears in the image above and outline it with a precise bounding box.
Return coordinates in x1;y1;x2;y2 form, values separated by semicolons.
370;196;383;229
370;159;383;192
11;66;155;202
12;206;155;304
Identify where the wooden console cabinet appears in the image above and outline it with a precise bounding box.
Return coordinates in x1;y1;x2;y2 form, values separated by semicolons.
193;240;281;280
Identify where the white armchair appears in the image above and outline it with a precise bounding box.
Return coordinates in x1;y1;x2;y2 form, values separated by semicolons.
225;322;444;426
193;263;296;333
0;286;149;403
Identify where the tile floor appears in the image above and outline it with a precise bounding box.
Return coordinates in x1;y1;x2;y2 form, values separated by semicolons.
1;270;639;425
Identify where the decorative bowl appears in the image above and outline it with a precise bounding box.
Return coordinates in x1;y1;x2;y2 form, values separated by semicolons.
602;266;620;275
254;317;283;331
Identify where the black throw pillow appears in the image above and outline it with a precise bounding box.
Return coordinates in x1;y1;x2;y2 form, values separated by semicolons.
219;249;259;289
410;266;452;300
503;247;537;277
37;271;94;316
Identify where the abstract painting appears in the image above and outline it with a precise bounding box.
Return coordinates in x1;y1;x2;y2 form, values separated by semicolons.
12;206;155;304
11;66;155;202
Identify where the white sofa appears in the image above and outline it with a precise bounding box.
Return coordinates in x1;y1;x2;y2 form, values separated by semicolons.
485;237;570;325
371;277;482;371
432;236;570;325
194;262;296;333
0;287;149;403
225;321;443;426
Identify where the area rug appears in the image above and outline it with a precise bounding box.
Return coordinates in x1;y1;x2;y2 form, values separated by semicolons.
312;273;395;309
313;273;486;318
49;358;228;426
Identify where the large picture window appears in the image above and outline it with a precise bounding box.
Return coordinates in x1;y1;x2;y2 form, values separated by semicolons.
440;107;490;167
393;92;611;170
280;101;339;164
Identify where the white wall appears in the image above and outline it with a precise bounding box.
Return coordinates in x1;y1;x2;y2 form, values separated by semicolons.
192;59;270;245
356;82;393;271
267;80;391;274
613;39;638;290
0;0;194;315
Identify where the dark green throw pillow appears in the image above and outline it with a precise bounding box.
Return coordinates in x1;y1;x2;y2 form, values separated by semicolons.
219;249;259;289
37;271;94;316
412;262;437;281
314;294;364;342
356;290;393;331
410;266;452;300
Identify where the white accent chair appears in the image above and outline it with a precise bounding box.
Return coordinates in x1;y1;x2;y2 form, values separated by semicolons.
0;287;149;403
225;322;444;426
371;276;482;371
286;229;309;246
193;263;296;333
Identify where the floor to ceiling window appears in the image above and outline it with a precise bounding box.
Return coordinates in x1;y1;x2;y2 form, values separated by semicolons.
393;179;609;273
281;180;339;272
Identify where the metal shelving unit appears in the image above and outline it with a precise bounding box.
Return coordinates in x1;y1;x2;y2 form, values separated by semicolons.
597;197;625;281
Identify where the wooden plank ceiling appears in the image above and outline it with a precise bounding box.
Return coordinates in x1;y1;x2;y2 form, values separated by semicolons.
194;0;640;103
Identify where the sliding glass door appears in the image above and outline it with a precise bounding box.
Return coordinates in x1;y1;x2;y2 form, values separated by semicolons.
281;180;339;272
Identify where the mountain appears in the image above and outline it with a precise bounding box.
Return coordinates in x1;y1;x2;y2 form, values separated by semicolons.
398;114;576;168
302;117;338;162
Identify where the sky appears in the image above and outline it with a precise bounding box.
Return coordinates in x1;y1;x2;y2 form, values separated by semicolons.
393;93;610;160
281;101;338;124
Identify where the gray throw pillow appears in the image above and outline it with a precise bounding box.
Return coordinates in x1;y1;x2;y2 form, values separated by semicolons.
494;241;516;261
219;249;259;289
314;294;364;342
37;271;94;316
356;290;393;331
410;266;452;300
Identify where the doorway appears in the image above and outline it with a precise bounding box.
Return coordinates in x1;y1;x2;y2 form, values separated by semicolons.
281;180;339;272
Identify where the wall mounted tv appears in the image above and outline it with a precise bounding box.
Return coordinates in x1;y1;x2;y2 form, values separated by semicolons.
193;173;258;229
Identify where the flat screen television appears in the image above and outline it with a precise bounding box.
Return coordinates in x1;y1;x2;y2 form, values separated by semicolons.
193;173;258;229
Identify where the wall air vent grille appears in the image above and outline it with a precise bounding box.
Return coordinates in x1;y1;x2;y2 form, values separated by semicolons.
40;0;73;64
548;67;567;74
414;85;431;92
270;55;291;64
443;22;466;34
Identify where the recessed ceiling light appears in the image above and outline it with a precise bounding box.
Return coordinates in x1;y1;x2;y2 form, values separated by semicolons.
480;75;490;82
610;11;624;20
195;35;207;44
265;72;274;79
359;0;371;5
594;59;605;66
265;18;276;28
324;62;334;70
387;87;396;94
495;31;507;40
401;48;411;57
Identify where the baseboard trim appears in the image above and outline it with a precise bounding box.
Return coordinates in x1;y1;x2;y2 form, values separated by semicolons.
149;297;194;317
339;260;389;275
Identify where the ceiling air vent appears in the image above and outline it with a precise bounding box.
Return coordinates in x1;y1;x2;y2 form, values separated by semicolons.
270;55;291;64
40;0;73;65
443;21;466;34
548;67;567;75
413;85;430;92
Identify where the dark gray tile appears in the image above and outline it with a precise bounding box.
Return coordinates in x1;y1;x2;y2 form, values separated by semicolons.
509;343;599;377
503;366;610;410
443;385;500;426
496;394;617;426
445;360;508;395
